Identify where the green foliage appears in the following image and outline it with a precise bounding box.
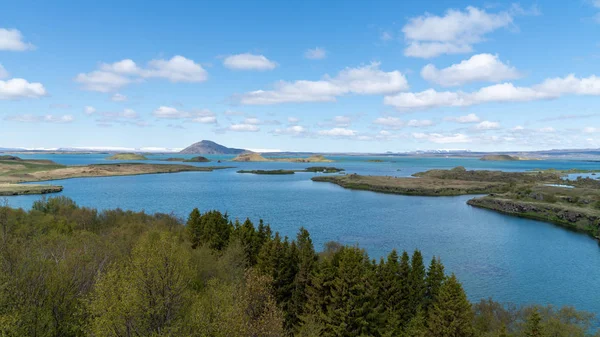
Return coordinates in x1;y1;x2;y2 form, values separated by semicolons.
428;274;475;337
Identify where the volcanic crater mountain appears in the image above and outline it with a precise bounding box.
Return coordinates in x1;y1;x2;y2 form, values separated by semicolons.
179;140;247;155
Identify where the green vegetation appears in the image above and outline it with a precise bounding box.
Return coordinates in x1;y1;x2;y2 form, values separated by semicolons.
481;155;520;161
0;183;63;196
0;196;597;336
166;156;211;162
106;153;148;160
238;169;296;175
232;153;334;163
238;167;344;175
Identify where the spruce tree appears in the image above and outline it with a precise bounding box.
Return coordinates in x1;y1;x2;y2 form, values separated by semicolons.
428;274;474;337
186;208;202;248
424;256;446;313
398;251;412;325
409;249;426;315
524;308;544;337
290;228;317;331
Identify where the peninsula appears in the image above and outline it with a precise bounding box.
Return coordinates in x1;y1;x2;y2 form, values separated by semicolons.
0;156;231;195
106;153;148;160
312;167;600;238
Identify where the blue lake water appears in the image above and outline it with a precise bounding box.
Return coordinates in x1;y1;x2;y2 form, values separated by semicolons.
5;154;600;315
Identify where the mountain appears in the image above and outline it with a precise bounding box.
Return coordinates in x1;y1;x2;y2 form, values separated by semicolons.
179;140;247;154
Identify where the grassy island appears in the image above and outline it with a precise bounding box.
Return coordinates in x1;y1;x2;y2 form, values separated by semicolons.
0;156;232;195
232;153;334;163
313;167;600;238
163;156;211;162
238;167;344;175
106;153;148;160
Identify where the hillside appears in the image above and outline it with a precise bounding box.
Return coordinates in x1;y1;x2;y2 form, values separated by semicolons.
106;153;148;160
180;140;247;154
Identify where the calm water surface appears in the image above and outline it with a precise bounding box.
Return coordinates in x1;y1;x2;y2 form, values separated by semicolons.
6;154;600;315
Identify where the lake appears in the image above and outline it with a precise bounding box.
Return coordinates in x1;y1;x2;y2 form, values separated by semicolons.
5;154;600;315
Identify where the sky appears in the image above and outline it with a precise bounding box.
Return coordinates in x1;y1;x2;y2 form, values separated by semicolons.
1;0;600;153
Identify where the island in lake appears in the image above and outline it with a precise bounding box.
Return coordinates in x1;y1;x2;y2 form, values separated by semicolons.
106;153;148;160
163;156;211;162
0;156;232;196
313;166;600;238
232;153;333;163
238;167;345;175
480;154;539;161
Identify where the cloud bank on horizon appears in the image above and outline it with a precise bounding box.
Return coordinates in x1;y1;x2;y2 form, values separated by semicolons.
1;0;600;152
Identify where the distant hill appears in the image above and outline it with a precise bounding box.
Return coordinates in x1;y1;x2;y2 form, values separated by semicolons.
480;155;519;161
180;140;247;154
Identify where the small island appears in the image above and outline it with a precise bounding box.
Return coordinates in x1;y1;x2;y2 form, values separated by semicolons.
480;154;539;161
232;153;334;163
163;156;211;163
238;167;344;175
106;153;148;160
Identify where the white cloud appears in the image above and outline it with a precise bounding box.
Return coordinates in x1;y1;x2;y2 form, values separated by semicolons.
121;108;138;119
76;56;207;92
475;121;501;130
402;7;514;58
445;113;480;123
333;115;352;127
4;114;74;123
0;64;8;79
111;93;127;102
385;74;600;111
0;78;47;100
239;62;408;105
421;53;521;86
274;125;307;136
153;106;217;124
84;106;96;115
223;53;277;70
288;117;300;124
539;127;555;133
413;132;471;143
304;47;327;60
228;123;260;132
243;117;261;125
318;127;357;137
583;127;600;133
0;28;34;51
373;117;404;129
407;119;434;127
74;71;131;92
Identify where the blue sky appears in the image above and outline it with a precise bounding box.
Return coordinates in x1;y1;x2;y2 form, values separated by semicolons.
1;0;600;152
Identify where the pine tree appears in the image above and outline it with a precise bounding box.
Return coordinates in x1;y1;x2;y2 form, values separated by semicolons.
402;308;427;337
409;249;426;315
524;308;544;337
398;251;412;325
289;228;317;331
424;256;446;313
428;274;474;337
186;208;202;248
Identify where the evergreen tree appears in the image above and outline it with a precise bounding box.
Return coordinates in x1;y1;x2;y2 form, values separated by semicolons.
409;249;426;315
524;308;545;337
289;228;317;331
428;274;474;337
424;256;446;313
402;308;428;337
398;250;412;326
186;208;202;248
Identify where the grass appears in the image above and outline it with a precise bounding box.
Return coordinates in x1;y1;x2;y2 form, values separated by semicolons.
238;169;296;175
0;183;63;196
106;153;148;160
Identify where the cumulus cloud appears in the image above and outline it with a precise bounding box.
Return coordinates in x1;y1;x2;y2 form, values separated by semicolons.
223;53;277;70
407;119;434;127
318;127;357;137
4;114;74;123
475;121;501;130
0;28;34;51
413;132;471;144
304;47;327;60
152;106;217;124
402;7;515;58
84;106;96;115
384;74;600;111
227;123;260;132
445;113;480;123
76;56;208;92
421;54;521;86
238;62;408;105
0;78;47;100
111;93;127;102
273;125;308;136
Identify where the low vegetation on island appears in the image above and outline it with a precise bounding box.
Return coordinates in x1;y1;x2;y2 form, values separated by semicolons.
232;153;334;163
0;196;596;336
163;156;211;162
480;154;539;161
238;166;345;175
313;167;600;238
106;153;148;160
0;156;232;195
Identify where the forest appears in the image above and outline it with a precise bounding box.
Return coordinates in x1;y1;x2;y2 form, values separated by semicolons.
0;196;598;337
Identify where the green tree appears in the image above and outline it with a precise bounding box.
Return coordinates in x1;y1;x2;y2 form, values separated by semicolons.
424;256;446;313
524;308;544;337
428;274;474;337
